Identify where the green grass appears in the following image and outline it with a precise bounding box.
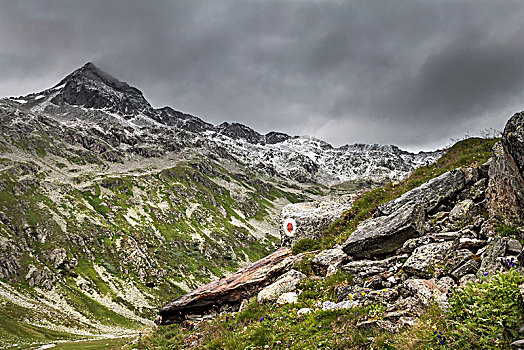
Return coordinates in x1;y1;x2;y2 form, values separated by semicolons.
390;268;524;349
46;336;136;350
128;267;523;350
127;300;383;350
0;301;80;348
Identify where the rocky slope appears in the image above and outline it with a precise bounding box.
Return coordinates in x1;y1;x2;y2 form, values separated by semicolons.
151;112;524;349
0;63;440;348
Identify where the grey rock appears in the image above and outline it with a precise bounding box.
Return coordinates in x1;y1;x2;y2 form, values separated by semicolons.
464;167;479;185
403;242;453;278
511;339;524;349
276;291;298;305
459;274;477;286
507;238;523;255
401;278;447;307
437;276;456;291
0;256;20;279
444;249;475;272
449;199;476;224
458;238;486;251
503;111;524;175
356;319;398;333
432;232;462;240
311;248;348;276
398;236;434;254
342;256;403;278
458;178;488;202
477;237;507;277
486;141;524;225
257;269;306;303
297;307;311;316
378;169;465;216
322;300;359;311
281;195;354;247
342;203;425;258
478;160;491;179
450;259;481;279
25;265;56;290
48;248;67;268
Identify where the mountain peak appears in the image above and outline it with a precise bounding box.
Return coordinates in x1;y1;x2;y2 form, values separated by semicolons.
50;62;154;117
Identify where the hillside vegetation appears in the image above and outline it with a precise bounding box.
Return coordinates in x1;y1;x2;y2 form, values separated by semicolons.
130;136;524;349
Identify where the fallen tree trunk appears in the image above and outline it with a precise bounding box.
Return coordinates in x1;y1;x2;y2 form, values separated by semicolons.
156;247;298;324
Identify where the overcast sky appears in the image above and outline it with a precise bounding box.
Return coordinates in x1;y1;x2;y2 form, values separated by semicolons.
1;1;524;151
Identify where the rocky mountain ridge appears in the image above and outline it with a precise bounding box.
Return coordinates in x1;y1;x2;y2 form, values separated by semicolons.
151;112;524;349
8;62;441;186
0;63;442;348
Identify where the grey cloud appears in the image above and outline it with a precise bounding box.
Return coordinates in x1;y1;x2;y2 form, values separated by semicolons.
1;0;524;150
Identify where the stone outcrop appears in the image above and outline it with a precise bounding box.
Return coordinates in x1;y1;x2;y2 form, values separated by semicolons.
378;169;465;216
311;248;348;276
281;195;354;247
487;113;524;226
503;112;524;175
341;203;425;258
157;248;299;324
402;242;453;278
257;269;306;303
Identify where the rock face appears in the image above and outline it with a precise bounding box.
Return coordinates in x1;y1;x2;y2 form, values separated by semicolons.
157;248;299;324
341;203;425;258
487;112;524;226
378;169;465;216
281;195;354;247
449;199;476;224
503;112;524;175
402;242;453;278
311;248;348;276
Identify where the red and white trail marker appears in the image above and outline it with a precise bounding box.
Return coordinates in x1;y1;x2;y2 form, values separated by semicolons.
283;218;297;237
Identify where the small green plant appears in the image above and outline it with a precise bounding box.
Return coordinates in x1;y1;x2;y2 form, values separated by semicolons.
446;269;524;348
291;238;321;255
495;220;519;237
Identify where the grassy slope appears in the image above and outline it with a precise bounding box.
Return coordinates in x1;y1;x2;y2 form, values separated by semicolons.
0;155;308;348
129;137;524;349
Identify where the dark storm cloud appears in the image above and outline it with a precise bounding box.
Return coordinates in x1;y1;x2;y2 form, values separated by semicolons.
1;0;524;151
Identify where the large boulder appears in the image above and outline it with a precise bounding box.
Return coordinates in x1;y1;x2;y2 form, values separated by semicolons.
281;195;354;246
378;169;465;216
341;203;425;258
342;256;403;278
486;114;524;226
156;248;299;324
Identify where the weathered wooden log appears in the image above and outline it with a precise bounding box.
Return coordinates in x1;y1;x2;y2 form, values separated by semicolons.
156;247;298;324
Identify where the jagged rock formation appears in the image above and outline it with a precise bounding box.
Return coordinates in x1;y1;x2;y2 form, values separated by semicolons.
377;169;466;216
157;248;299;324
487;112;524;226
7;62;441;187
341;202;425;258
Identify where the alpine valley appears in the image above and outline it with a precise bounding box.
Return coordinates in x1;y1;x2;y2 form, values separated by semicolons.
0;62;442;348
